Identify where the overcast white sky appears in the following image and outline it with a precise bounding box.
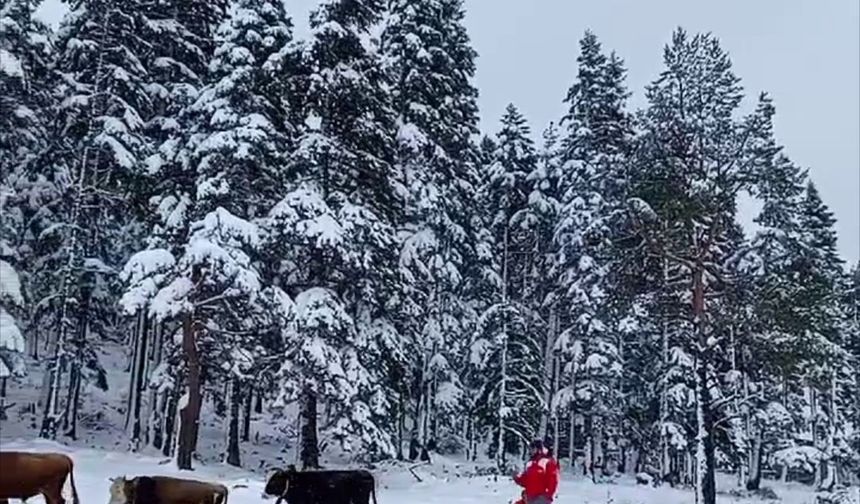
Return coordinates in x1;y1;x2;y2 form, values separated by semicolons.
37;0;860;265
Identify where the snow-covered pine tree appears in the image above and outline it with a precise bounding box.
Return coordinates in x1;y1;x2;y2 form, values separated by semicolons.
381;0;482;459
472;104;544;468
265;0;402;467
530;122;562;446
553;31;632;475
122;0;297;468
794;182;850;489
1;0;52;175
630;29;783;504
841;262;860;481
33;0;154;440
0;0;53;388
119;0;230;454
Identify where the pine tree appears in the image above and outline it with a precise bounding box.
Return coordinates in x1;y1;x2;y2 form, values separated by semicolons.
553;31;632;475
473;104;543;468
631;29;781;504
0;0;53;385
115;0;231;456
33;0;155;440
381;0;482;458
266;0;402;467
529;122;562;446
122;0;297;468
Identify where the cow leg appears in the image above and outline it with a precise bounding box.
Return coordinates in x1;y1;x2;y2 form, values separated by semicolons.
41;477;68;504
41;490;64;504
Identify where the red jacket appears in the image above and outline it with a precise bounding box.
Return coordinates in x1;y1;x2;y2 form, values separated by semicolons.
514;450;560;501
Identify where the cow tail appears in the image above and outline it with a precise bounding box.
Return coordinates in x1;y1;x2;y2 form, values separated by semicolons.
220;488;229;504
67;458;80;504
372;477;378;504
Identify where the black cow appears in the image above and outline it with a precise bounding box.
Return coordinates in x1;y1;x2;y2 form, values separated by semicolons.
264;465;377;504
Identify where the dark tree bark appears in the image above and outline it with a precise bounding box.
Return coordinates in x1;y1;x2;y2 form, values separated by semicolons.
176;304;202;470
254;387;263;414
242;383;252;442
64;366;81;440
746;431;763;490
300;385;320;469
693;265;717;504
129;312;149;450
225;378;241;467
162;389;177;457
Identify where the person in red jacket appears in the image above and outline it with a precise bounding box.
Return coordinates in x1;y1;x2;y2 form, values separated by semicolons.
512;439;560;504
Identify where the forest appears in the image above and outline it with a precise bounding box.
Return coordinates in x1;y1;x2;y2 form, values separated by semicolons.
1;1;858;504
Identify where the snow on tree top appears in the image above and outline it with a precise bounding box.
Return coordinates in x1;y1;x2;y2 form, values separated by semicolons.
294;287;352;333
0;260;24;306
0;48;24;77
120;249;176;285
195;207;262;249
0;308;24;353
149;277;194;321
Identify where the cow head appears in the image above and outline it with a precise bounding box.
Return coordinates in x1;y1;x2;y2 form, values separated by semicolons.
107;476;132;504
264;465;298;497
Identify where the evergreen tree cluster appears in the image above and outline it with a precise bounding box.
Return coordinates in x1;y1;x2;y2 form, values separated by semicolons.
1;2;857;499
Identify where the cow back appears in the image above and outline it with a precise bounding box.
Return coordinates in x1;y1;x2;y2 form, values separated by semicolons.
0;452;71;499
285;470;375;504
149;476;227;504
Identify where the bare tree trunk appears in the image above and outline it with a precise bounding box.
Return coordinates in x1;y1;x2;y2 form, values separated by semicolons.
568;407;576;471
660;258;670;481
162;387;177;457
241;383;252;443
254;387;263;414
552;349;560;459
729;325;745;487
225;378;241;467
129;312;149;451
396;387;404;460
496;225;510;471
540;302;557;440
300;384;320;469
176;304;202;470
746;429;763;490
147;321;164;447
693;265;716;504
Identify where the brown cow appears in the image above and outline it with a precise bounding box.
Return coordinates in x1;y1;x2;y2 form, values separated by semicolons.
0;451;80;504
108;475;228;504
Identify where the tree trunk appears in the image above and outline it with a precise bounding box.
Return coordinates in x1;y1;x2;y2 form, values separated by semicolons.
300;384;320;469
552;351;560;458
745;429;763;490
0;378;7;421
568;408;576;471
129;312;149;451
396;387;404;460
241;383;252;442
162;388;177;458
693;265;716;504
176;305;202;470
540;302;557;440
225;378;241;467
729;325;746;487
659;258;670;480
496;225;510;471
254;387;263;414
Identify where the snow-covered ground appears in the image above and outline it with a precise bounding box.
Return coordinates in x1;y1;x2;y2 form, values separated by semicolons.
2;342;855;504
0;438;842;504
